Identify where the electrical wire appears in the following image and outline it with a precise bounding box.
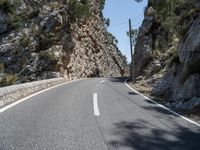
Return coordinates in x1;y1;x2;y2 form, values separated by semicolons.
109;13;144;29
131;18;144;27
109;21;129;28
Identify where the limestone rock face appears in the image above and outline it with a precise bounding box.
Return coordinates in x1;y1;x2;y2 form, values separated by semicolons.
153;15;200;107
0;0;128;85
0;10;7;34
179;15;200;67
133;0;200;110
174;97;200;110
67;19;128;79
132;15;154;80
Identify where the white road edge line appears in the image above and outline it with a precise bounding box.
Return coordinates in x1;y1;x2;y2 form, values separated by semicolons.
93;93;100;116
124;79;200;127
0;78;86;114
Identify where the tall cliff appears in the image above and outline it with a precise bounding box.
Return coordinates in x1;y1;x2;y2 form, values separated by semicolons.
0;0;128;85
133;0;200;110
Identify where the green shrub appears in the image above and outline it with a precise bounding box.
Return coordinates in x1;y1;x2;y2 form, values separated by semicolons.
154;0;199;39
0;0;23;12
99;0;105;10
167;54;180;68
46;32;56;39
0;74;17;87
0;0;15;13
11;47;21;56
49;2;60;10
20;58;28;67
0;0;23;29
38;33;58;50
1;0;32;29
7;12;22;29
105;18;110;27
0;63;4;73
39;32;56;40
39;51;57;62
19;34;31;47
19;6;33;20
166;47;177;57
69;0;90;22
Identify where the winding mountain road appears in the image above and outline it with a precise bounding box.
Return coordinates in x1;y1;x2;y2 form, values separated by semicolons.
0;77;200;150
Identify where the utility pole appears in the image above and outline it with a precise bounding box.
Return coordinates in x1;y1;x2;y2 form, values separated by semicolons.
129;19;134;81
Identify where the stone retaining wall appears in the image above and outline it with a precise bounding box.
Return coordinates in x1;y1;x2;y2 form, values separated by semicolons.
0;78;66;108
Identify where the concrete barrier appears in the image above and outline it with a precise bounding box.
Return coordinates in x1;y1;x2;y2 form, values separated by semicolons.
0;78;66;107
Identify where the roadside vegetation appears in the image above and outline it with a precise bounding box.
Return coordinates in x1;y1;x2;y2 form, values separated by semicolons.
0;74;17;87
153;0;199;38
68;0;91;22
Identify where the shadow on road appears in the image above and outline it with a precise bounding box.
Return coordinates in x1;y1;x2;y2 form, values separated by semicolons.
107;77;139;96
142;105;176;116
106;77;129;83
109;119;200;150
104;77;200;149
128;92;138;95
144;99;157;105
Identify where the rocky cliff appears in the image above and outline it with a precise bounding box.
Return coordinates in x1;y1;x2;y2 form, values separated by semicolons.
132;0;200;111
0;0;128;86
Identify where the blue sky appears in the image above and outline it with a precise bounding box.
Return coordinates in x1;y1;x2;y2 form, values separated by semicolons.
103;0;148;62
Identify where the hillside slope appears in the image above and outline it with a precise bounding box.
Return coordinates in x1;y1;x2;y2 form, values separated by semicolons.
132;0;200;111
0;0;128;85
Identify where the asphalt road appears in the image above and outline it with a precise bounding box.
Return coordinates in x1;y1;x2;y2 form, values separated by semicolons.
0;77;200;150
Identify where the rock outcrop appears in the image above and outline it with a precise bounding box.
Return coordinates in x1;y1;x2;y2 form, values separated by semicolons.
132;14;154;81
0;0;128;86
152;15;200;110
133;0;200;110
0;10;7;34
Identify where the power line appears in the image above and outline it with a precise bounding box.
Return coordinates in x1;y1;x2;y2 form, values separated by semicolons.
109;13;144;28
131;13;144;20
131;18;144;27
109;18;144;29
109;21;129;28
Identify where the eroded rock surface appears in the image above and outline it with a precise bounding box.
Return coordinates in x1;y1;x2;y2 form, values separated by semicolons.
133;0;200;110
0;0;128;85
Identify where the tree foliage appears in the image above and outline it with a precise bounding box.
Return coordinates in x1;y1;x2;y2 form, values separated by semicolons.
99;0;106;10
0;74;17;87
0;0;24;29
68;0;90;22
153;0;199;37
134;0;143;2
105;18;110;27
0;0;15;13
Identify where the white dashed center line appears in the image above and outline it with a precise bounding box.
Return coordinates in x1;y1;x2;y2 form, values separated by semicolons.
93;93;100;116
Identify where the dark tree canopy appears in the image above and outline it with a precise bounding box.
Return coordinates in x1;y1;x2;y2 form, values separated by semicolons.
134;0;143;2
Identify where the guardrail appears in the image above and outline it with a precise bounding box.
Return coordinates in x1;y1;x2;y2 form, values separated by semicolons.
0;78;66;108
